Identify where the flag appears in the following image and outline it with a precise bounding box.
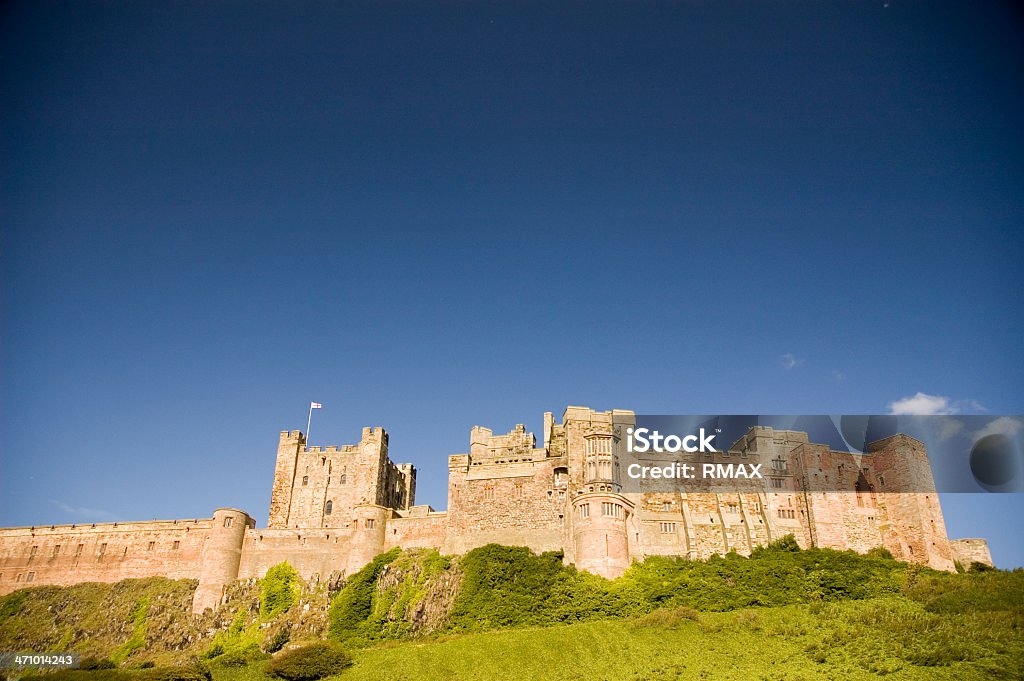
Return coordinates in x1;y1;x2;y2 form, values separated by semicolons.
310;402;322;409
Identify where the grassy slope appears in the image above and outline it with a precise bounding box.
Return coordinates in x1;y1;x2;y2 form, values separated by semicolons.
211;598;1024;681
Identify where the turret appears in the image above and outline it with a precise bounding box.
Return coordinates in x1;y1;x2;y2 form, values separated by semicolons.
345;504;389;574
571;492;633;578
192;508;253;613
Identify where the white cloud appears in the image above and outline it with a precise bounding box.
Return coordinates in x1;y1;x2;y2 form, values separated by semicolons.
887;392;987;416
888;392;957;415
49;500;117;522
937;418;964;441
832;370;846;382
780;353;802;370
975;416;1024;441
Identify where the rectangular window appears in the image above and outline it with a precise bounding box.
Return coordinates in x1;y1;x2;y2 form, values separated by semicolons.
770;478;783;489
777;509;796;520
147;541;156;551
662;502;672;512
602;502;621;518
29;546;38;558
660;522;675;534
53;545;61;556
172;541;180;550
26;572;35;582
224;517;233;528
365;519;375;529
578;503;590;518
75;544;84;557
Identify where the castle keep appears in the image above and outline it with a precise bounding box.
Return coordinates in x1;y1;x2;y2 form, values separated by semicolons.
0;407;993;613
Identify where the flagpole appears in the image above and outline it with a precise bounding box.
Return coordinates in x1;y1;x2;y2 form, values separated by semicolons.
306;403;313;447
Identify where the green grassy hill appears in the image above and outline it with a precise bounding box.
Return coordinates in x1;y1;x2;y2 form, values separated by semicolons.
2;539;1022;680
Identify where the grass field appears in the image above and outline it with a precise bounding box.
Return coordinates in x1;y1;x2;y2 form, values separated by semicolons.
205;597;1023;681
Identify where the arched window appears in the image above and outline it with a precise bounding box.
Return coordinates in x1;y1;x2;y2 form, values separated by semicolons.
325;501;333;516
302;476;309;486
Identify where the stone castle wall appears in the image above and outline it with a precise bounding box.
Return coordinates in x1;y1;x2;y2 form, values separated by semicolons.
0;518;213;593
0;406;994;613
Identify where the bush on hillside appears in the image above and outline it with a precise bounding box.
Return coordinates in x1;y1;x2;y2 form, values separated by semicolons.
266;642;352;681
261;562;302;620
327;548;401;642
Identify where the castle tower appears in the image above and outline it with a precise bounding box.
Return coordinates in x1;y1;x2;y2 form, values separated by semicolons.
868;434;955;570
268;430;304;528
345;503;389;574
192;508;253;613
564;407;635;578
571;493;633;578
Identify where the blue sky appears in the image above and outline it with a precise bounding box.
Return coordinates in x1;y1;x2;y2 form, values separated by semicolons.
2;2;1022;566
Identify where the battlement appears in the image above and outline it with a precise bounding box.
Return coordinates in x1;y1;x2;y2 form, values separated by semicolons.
469;423;538;461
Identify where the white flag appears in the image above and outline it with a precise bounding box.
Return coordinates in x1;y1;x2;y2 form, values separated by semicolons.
310;402;322;409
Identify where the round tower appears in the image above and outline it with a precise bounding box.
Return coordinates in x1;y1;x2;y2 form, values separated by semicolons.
571;492;632;579
192;508;252;613
345;503;389;575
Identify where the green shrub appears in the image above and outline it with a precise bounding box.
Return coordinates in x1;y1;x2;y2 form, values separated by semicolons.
969;561;996;573
328;548;400;642
266;642;353;680
215;644;267;667
261;562;302;620
447;545;565;631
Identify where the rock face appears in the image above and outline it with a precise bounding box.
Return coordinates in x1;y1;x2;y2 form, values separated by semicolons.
0;407;993;612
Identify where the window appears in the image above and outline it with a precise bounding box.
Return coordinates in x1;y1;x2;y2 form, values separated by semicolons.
513;482;524;499
29;546;38;558
339;474;346;484
16;574;23;582
147;541;155;551
602;502;621;518
662;502;672;512
771;458;787;471
777;509;796;520
26;572;35;582
75;544;84;557
302;476;309;486
578;503;590;519
325;500;333;516
224;517;233;528
878;476;885;488
726;502;739;514
53;545;61;556
365;519;375;529
98;543;107;556
553;467;568;488
770;478;783;489
484;484;495;500
172;541;180;550
660;522;675;534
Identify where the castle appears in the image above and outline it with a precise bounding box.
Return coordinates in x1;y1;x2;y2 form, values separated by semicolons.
0;407;993;613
